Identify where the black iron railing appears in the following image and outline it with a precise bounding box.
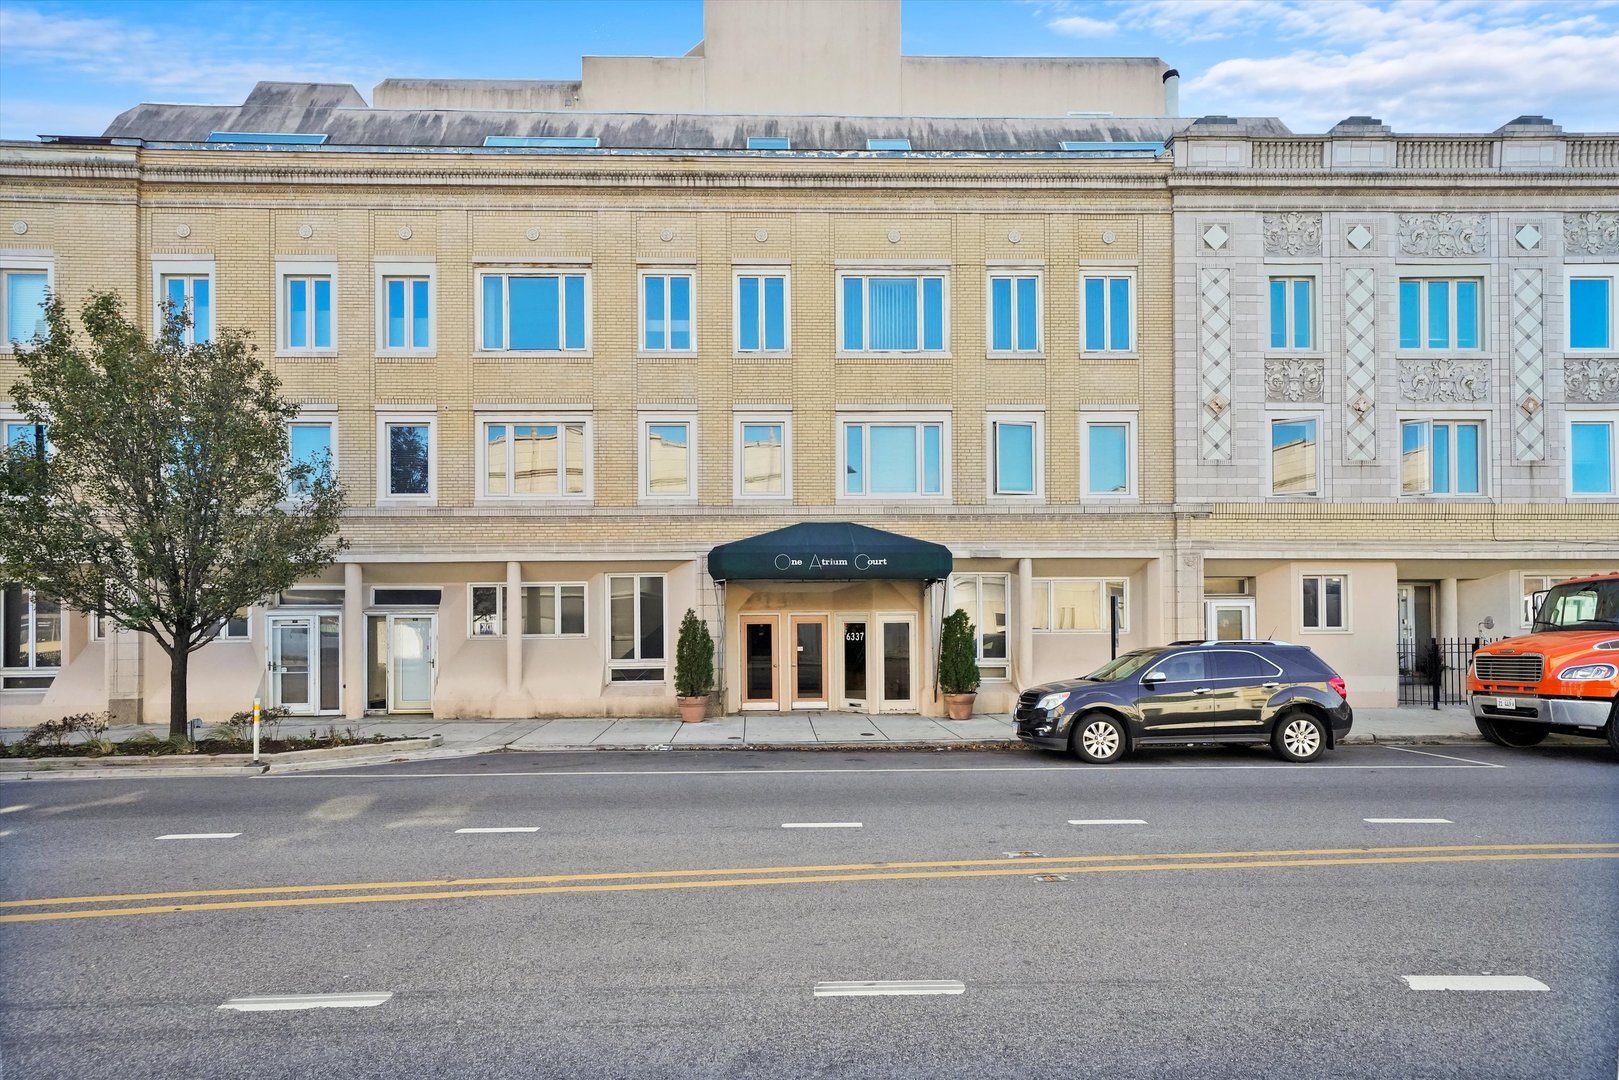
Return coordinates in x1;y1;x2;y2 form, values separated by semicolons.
1397;637;1496;708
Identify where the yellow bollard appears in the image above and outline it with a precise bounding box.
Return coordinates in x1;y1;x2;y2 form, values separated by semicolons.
252;696;261;762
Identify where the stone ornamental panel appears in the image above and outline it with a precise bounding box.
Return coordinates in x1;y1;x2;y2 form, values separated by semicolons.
1199;267;1233;462
1566;358;1619;403
1343;268;1377;461
1398;358;1489;403
1264;358;1324;402
1510;268;1546;461
1262;212;1322;256
1397;213;1487;257
1563;212;1619;256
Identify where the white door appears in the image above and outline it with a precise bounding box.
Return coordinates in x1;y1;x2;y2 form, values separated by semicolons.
389;615;435;713
876;614;917;713
1205;599;1255;641
268;615;316;714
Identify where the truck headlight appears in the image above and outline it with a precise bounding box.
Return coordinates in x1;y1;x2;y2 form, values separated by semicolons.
1555;663;1617;681
1036;692;1068;711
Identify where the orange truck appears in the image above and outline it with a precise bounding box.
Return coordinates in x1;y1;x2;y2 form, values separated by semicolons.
1468;572;1619;755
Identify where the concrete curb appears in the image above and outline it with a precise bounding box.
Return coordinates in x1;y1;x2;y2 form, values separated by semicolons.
0;736;441;780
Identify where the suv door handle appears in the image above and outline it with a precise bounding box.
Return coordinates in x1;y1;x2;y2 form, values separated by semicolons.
1261;682;1281;689
1191;687;1213;695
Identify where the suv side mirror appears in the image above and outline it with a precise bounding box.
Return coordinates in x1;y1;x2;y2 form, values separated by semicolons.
1142;671;1167;686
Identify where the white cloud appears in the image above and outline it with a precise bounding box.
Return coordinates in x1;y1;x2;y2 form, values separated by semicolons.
1049;14;1119;36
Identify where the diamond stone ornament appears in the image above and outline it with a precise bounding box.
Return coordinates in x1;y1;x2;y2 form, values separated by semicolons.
1201;224;1228;251
1514;224;1541;251
1346;224;1373;250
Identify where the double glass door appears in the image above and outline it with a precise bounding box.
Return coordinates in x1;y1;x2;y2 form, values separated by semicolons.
742;612;915;713
365;613;435;714
267;614;340;714
838;614;916;713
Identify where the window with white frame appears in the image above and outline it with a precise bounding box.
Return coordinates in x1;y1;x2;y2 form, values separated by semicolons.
279;266;335;351
523;583;586;636
159;273;212;344
2;585;61;688
988;273;1040;353
287;419;334;493
1271;417;1320;496
950;574;1009;680
378;415;434;500
1268;276;1314;350
735;416;789;497
1031;578;1129;632
640;416;694;499
480;271;587;352
839;273;947;353
989;415;1040;497
735;272;788;353
1521;574;1561;628
378;264;434;352
1398;277;1482;350
2;264;50;347
1081;416;1136;498
841;415;945;497
480;416;589;499
469;584;505;637
1570;414;1618;496
641;272;694;352
1400;418;1484;495
4;419;47;459
216;607;250;640
1081;272;1134;353
1301;574;1347;630
1569;269;1616;351
608;574;665;680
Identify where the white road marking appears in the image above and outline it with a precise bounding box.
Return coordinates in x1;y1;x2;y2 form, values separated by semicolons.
782;822;863;829
1365;818;1453;824
1401;975;1548;992
1381;745;1504;767
219;992;394;1012
156;833;240;840
0;805;31;814
1069;819;1147;825
814;980;965;998
454;827;541;834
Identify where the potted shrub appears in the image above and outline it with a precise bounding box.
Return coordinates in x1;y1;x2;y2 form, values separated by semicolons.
674;608;715;723
938;607;982;720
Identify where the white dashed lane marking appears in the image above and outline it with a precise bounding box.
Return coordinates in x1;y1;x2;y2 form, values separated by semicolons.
1364;818;1453;824
454;827;541;834
0;805;32;814
782;822;863;829
156;833;241;840
1068;819;1148;825
219;992;394;1012
814;981;965;997
1401;975;1548;991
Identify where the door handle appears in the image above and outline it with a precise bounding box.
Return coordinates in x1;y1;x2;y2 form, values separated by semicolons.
1261;682;1281;689
1192;687;1213;695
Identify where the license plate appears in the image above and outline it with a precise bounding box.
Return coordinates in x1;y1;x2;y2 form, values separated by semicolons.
1495;696;1517;709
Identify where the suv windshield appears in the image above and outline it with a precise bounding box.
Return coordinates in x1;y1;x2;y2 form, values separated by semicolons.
1532;578;1619;632
1082;650;1161;682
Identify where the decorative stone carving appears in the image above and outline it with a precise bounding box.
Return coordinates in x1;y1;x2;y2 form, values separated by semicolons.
1262;212;1321;256
1566;358;1619;403
1343;269;1377;461
1198;268;1233;461
1564;212;1619;256
1510;268;1546;461
174;223;190;238
755;229;769;242
10;221;26;235
887;228;901;243
1345;224;1373;251
1006;230;1021;244
1264;358;1324;402
397;225;412;240
1101;230;1116;245
1200;223;1229;252
1397;213;1486;257
1513;223;1541;251
525;227;540;242
660;228;674;242
1398;358;1489;403
298;224;314;239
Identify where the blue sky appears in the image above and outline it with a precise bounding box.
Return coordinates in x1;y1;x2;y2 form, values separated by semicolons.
1;0;1615;140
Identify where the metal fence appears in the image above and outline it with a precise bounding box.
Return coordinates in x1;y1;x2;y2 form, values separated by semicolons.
1397;637;1496;708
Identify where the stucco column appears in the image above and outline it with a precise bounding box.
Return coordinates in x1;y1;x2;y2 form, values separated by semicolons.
494;560;535;718
1438;578;1459;640
1016;558;1034;690
342;562;364;719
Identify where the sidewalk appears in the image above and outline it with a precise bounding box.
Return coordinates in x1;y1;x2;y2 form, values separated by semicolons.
2;705;1485;751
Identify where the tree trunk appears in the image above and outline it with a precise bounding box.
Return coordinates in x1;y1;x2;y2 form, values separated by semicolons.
168;645;190;742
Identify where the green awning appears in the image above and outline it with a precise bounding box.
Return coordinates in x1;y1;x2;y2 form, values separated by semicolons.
708;522;953;583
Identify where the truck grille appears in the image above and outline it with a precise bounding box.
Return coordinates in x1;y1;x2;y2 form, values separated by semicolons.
1474;654;1544;683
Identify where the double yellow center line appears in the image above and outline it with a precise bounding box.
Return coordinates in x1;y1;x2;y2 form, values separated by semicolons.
3;843;1614;924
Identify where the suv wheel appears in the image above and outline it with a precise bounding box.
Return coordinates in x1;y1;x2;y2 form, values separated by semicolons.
1272;711;1327;762
1475;716;1548;748
1070;713;1127;764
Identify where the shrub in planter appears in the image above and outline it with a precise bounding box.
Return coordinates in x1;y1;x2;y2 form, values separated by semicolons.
674;608;715;722
938;608;982;720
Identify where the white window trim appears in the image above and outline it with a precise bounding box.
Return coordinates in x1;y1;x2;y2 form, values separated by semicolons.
638;413;698;502
834;269;952;358
948;573;1012;681
0;587;63;680
521;581;589;638
1078;267;1138;358
1519;571;1565;629
1;254;55;353
1263;268;1322;354
1397;413;1489;498
986;411;1044;500
638;269;697;356
217;607;252;641
1031;577;1131;634
1267;411;1324;499
375;411;437;504
1299;571;1351;633
732;268;791;356
375;259;438;356
606;573;667;676
473;267;593;356
287;408;338;485
733;413;792;500
275;258;339;356
984;269;1045;357
150;257;215;343
1565;264;1618;353
1394;268;1487;353
467;584;505;638
475;412;594;502
836;410;952;502
1079;411;1139;501
1567;411;1619;499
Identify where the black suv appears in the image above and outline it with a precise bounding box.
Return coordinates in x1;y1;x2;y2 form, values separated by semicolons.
1014;641;1353;763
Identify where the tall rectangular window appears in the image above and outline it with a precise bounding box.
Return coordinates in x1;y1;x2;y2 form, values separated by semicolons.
1271;417;1320;496
1268;277;1313;349
736;419;787;497
284;275;333;350
642;273;693;352
642;418;694;498
839;274;946;353
1570;418;1617;495
481;272;586;351
1082;419;1134;498
988;274;1040;353
842;418;944;497
1302;574;1347;630
1399;278;1481;350
1;586;62;688
380;419;433;499
162;275;211;344
736;274;787;353
608;574;665;681
1569;275;1614;350
1082;274;1133;353
482;418;588;498
287;421;333;492
1031;578;1130;632
3;269;49;346
991;419;1037;496
384;277;431;350
950;574;1009;680
1400;419;1483;495
522;583;586;637
469;584;505;637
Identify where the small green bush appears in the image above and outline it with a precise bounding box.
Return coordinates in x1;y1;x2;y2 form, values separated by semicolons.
938;608;982;695
21;712;111;749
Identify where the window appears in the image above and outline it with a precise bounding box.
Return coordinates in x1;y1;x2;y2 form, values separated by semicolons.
481;417;589;498
469;585;504;637
950;574;1009;680
2;586;61;689
1521;574;1561;628
1301;574;1347;630
735;273;788;353
5;420;47;454
1268;277;1314;350
839;274;947;353
608;574;665;681
216;608;250;641
379;270;433;352
1271;417;1320;497
1570;416;1617;495
641;417;694;499
1081;416;1136;499
1059;141;1163;157
746;136;790;150
1209;650;1282;679
207;132;327;144
288;420;334;492
480;272;586;352
278;264;335;352
1031;578;1129;632
378;415;434;501
1081;273;1134;353
160;275;211;344
988;274;1040;353
483;136;599;148
735;416;789;498
1398;278;1481;350
989;416;1040;497
1400;419;1483;495
641;273;694;352
3;267;49;346
867;138;911;150
1569;271;1615;350
841;417;945;498
522;583;586;637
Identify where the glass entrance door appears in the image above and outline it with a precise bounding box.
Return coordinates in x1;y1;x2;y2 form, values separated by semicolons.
789;616;828;709
389;615;435;713
877;614;916;712
839;617;868;711
1205;599;1255;641
741;616;778;709
267;616;315;714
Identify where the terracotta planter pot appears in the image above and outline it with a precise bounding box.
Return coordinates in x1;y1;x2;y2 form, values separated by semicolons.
677;696;709;723
943;692;976;721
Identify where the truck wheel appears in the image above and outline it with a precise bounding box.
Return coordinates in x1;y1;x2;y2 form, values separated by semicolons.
1475;715;1548;748
1606;701;1619;758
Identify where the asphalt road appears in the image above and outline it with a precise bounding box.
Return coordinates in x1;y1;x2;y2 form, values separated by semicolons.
2;742;1616;1080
